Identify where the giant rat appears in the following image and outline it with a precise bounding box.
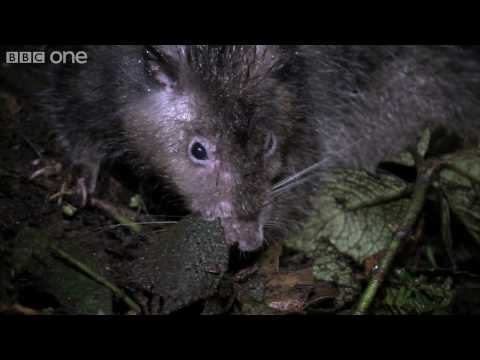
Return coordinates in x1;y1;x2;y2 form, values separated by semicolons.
39;45;480;251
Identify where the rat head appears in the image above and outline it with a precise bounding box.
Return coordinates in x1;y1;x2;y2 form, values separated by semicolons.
124;45;300;252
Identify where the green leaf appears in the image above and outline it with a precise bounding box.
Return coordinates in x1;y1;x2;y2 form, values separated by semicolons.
440;150;480;244
381;271;454;315
441;150;480;187
386;128;431;167
285;169;411;263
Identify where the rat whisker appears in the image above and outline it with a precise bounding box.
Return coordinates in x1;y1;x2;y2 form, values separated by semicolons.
272;159;327;192
271;135;368;197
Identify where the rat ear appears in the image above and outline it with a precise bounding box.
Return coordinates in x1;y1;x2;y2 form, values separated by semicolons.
144;45;185;90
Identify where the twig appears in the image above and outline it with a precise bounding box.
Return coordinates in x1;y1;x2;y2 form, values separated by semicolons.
353;160;443;315
0;303;41;315
90;197;142;235
48;242;141;314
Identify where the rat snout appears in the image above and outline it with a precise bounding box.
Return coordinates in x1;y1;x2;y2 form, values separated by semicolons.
221;218;264;252
201;200;265;251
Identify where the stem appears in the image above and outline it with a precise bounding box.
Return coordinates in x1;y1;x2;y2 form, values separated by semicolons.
90;197;142;235
353;161;441;315
49;243;142;314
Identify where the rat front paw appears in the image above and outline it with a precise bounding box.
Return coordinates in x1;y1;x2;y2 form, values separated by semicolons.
46;161;101;208
67;161;101;208
30;158;63;180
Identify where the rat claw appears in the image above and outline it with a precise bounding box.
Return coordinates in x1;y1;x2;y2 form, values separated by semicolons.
49;182;70;204
29;160;62;180
76;177;90;207
47;176;93;208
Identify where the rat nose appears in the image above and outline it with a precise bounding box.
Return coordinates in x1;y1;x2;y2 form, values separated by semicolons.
221;218;264;252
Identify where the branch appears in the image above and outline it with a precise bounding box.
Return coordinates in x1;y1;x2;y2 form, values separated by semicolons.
48;243;142;314
353;159;443;315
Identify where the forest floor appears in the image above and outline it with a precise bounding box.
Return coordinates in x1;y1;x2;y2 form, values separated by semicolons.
1;83;480;315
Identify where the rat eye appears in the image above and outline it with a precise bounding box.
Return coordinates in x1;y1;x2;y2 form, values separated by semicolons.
189;139;210;164
264;132;277;157
191;142;208;160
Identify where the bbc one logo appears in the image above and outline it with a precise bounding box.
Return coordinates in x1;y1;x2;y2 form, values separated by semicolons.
5;51;88;64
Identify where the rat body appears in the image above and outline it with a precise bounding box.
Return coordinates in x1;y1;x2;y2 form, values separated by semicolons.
40;45;480;251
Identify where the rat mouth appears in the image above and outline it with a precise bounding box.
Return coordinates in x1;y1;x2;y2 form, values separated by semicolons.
221;218;264;252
